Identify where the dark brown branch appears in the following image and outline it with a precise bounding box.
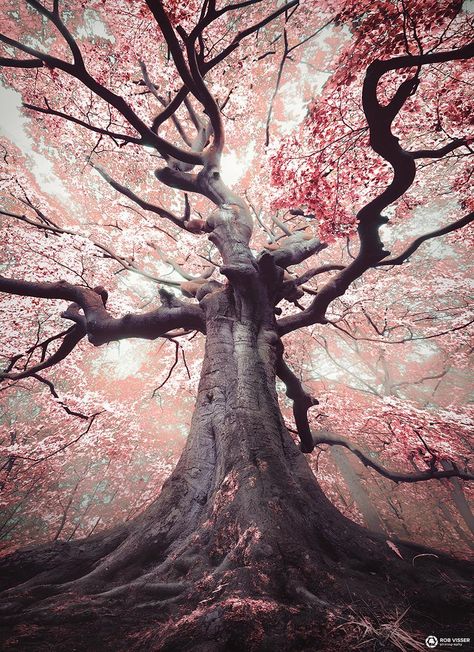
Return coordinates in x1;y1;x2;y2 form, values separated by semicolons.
278;42;474;336
30;411;103;465
184;36;224;158
144;1;224;158
144;1;200;99
0;57;43;68
32;373;89;420
156;96;193;147
265;28;288;148
330;317;474;344
0;277;205;346
139;61;193;147
377;211;474;266
152;340;179;396
184;96;201;130
276;348;318;453
25;0;85;69
23;102;142;145
313;431;474;483
151;87;190;134
91;165;186;229
207;0;299;70
265;17;334;146
149;0;298;133
2;326;73;373
1;326;85;381
410;137;468;159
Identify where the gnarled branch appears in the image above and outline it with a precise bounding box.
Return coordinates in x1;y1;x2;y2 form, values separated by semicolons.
0;277;205;346
278;42;474;336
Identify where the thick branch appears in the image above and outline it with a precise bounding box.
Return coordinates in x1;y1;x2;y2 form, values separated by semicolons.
265;232;327;268
184;36;224;158
144;1;200;99
0;277;205;346
0;57;43;68
144;1;224;158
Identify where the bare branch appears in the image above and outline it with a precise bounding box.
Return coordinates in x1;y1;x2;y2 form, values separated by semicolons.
265;17;334;146
152;340;179;396
313;430;474;483
377;211;474;266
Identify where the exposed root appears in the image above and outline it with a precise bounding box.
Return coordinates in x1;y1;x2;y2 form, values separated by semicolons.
0;413;472;651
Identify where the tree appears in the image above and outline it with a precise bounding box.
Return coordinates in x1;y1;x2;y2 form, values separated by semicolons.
0;1;473;649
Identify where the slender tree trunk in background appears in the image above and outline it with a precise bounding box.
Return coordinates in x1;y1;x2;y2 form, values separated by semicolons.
329;446;385;534
441;460;474;538
437;502;474;552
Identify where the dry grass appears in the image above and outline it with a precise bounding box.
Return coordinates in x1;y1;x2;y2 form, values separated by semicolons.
333;606;426;652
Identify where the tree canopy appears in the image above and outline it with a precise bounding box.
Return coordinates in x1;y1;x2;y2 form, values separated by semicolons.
0;4;473;648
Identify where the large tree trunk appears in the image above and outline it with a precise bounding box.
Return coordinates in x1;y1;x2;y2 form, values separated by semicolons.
0;208;472;649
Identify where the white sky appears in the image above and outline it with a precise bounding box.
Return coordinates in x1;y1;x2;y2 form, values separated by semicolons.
0;83;71;204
